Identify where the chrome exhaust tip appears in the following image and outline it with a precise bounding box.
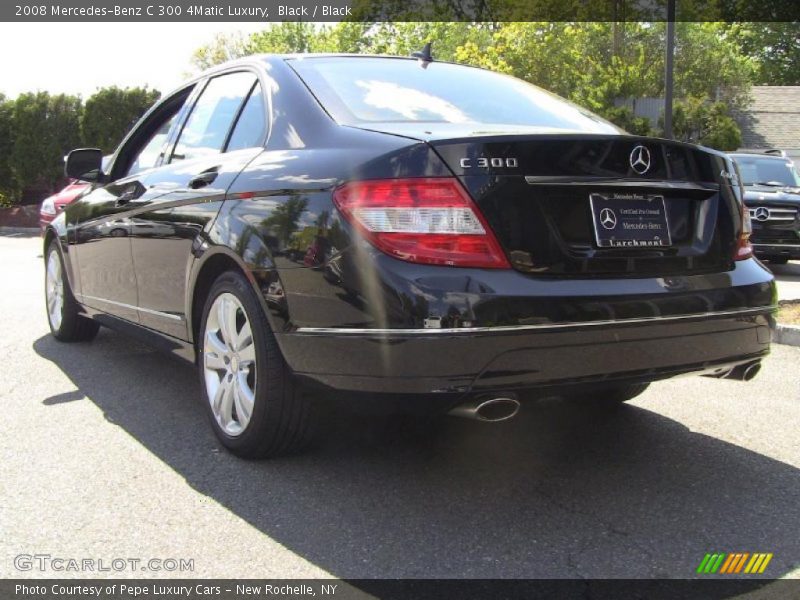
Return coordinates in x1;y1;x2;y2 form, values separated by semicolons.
705;360;762;382
448;395;521;422
735;361;762;382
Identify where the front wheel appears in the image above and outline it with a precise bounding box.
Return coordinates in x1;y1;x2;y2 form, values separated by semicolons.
45;240;99;342
198;271;314;458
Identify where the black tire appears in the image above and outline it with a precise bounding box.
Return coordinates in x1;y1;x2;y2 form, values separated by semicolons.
45;240;100;342
564;382;651;405
198;270;314;458
765;256;789;265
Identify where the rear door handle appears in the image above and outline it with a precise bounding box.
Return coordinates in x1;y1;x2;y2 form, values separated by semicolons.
188;169;219;189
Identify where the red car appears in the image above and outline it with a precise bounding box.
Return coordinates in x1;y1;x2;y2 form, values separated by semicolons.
39;181;89;233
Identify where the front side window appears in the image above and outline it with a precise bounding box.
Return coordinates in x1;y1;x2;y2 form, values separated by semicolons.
126;113;178;177
289;57;619;133
113;87;193;180
171;72;257;162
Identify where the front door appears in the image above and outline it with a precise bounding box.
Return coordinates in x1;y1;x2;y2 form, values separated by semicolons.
70;86;196;322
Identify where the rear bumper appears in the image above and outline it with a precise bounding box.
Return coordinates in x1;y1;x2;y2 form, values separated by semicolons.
274;257;776;397
752;243;800;259
278;307;773;395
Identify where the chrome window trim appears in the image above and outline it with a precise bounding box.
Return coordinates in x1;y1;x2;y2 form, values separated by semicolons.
293;306;775;336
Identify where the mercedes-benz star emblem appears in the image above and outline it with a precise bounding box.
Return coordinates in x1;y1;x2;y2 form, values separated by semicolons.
600;208;617;230
629;145;651;175
753;206;770;222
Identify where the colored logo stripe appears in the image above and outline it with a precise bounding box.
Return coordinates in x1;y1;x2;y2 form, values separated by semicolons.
697;553;725;574
745;553;773;574
697;553;773;574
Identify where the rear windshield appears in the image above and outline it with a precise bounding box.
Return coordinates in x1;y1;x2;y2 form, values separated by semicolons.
732;155;800;187
288;57;619;133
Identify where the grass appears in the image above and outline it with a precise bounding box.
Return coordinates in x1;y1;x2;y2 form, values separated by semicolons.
777;301;800;326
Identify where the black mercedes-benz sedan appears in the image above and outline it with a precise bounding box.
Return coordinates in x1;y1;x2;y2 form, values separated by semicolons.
729;152;800;264
44;54;776;457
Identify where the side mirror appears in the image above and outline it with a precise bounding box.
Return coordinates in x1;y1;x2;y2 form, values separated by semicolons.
65;148;105;182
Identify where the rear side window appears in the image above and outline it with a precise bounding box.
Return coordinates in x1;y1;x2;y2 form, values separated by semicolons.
289;57;618;133
226;82;267;151
171;72;256;162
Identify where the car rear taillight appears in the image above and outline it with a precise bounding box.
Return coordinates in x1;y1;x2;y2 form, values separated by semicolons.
332;178;510;268
734;202;753;261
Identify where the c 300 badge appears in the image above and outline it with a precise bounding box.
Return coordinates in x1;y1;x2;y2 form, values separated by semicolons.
459;157;518;168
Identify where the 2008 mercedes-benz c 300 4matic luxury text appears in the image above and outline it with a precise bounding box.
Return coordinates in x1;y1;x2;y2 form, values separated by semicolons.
44;54;777;457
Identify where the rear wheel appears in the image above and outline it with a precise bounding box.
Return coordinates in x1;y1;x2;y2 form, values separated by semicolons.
45;240;99;342
564;382;650;405
198;271;314;458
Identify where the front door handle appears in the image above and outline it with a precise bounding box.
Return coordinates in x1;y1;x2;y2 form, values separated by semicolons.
188;169;219;189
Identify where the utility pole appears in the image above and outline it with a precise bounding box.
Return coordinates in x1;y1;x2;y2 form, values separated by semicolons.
663;0;676;138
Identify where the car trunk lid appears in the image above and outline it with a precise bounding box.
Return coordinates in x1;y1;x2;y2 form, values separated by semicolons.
425;134;740;277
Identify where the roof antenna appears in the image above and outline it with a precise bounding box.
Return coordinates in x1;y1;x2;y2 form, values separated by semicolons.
411;42;433;68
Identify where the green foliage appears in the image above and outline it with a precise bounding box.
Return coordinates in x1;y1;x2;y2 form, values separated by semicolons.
214;22;490;59
191;32;251;71
699;105;742;151
661;96;742;151
602;106;653;136
0;94;16;203
728;23;800;86
247;23;320;54
454;22;753;112
0;86;159;204
11;92;82;196
82;86;161;154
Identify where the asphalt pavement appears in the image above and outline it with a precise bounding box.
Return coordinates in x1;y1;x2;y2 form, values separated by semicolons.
1;233;798;580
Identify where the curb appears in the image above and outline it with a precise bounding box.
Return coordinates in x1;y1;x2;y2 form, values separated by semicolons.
0;226;40;236
775;324;800;347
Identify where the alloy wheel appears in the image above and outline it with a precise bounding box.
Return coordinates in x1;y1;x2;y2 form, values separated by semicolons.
46;250;64;331
203;293;257;436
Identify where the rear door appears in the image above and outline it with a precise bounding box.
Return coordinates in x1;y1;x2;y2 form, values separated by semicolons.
125;70;268;338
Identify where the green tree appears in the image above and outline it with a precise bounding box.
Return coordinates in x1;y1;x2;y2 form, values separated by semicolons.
603;106;653;136
455;23;753;114
247;22;319;54
0;94;16;205
190;22;753;139
82;86;161;154
11;92;82;196
191;31;250;71
728;23;800;85
661;95;742;151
